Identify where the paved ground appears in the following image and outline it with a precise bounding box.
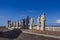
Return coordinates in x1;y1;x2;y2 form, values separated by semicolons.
0;29;60;40
15;33;60;40
0;33;60;40
22;29;60;39
22;29;60;36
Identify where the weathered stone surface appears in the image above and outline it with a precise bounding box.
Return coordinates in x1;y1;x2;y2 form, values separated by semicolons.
37;16;41;30
29;17;34;29
0;29;60;40
41;13;46;31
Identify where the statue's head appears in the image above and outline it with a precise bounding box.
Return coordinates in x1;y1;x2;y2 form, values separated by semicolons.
41;12;46;21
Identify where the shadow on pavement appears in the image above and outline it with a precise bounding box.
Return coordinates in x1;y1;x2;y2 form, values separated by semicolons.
0;29;22;39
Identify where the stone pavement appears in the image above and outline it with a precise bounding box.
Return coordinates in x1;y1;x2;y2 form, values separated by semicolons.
0;29;60;40
22;29;60;39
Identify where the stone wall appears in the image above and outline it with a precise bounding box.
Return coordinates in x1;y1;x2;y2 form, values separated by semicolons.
32;26;60;32
45;27;60;31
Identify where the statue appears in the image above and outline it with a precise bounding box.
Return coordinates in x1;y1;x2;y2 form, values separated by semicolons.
29;17;34;29
25;16;30;29
23;19;25;29
11;22;13;27
6;21;9;28
41;13;46;31
19;20;22;29
18;20;19;27
6;20;11;29
14;21;17;28
37;16;41;30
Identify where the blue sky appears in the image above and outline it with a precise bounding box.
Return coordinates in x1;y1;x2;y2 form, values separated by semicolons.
0;0;60;26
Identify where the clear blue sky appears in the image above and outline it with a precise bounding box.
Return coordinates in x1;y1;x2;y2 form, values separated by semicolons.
0;0;60;26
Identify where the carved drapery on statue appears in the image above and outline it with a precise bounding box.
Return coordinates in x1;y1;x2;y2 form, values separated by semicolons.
37;16;41;30
6;12;46;31
29;17;34;29
41;13;46;31
19;20;22;28
6;20;11;29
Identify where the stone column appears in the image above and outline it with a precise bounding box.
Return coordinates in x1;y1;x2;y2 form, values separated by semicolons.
37;16;41;30
41;13;46;31
29;17;34;29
